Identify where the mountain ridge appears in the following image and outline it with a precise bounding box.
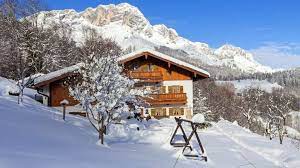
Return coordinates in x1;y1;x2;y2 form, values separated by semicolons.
33;3;273;74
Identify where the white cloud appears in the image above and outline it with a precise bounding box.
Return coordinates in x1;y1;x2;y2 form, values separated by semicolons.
250;42;300;69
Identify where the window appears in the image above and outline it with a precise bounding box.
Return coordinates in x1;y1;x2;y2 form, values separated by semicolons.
141;64;149;71
150;108;167;116
169;108;184;116
145;85;164;94
152;64;158;71
133;63;139;70
168;85;184;93
140;63;157;72
145;109;149;115
160;86;166;93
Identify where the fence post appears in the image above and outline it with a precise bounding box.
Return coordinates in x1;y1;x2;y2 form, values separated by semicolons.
60;99;69;121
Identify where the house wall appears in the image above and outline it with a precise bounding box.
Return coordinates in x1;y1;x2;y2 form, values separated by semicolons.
49;79;79;107
39;85;50;105
143;80;193;119
36;53;204;119
163;80;193;114
124;55;195;119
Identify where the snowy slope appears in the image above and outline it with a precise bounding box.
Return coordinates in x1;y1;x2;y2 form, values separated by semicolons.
0;77;37;98
1;80;299;167
217;79;283;93
0;82;200;168
0;77;18;96
31;3;273;74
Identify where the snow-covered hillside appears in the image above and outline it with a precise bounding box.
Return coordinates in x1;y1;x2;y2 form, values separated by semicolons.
1;77;299;168
216;79;283;93
32;3;273;73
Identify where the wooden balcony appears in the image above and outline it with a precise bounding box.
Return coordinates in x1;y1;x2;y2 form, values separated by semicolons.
144;93;187;105
128;71;163;82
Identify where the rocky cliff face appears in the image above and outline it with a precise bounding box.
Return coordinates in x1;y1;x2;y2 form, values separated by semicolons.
33;3;273;73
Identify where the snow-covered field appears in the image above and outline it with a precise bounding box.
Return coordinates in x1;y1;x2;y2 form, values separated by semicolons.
217;79;283;93
0;77;299;168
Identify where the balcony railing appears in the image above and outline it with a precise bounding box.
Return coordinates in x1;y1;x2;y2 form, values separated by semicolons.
128;71;163;82
144;93;187;105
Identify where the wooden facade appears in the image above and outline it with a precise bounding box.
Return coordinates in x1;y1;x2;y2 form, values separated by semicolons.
33;50;209;119
123;56;195;81
49;79;78;107
128;70;163;82
122;54;202;118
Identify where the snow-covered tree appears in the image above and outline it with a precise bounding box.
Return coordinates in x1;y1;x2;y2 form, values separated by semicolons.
260;94;277;140
258;89;296;144
69;51;142;144
238;88;264;130
0;14;35;103
271;89;295;144
193;88;214;121
26;23;80;74
0;0;49;103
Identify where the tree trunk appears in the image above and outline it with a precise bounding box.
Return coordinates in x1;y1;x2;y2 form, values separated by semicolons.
268;123;272;140
19;87;24;104
18;89;23;104
278;125;284;144
62;105;66;121
248;119;252;130
98;118;104;144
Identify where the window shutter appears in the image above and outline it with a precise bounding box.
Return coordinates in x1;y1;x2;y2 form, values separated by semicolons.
169;108;173;116
168;86;172;93
150;109;156;116
163;108;166;116
181;108;184;115
161;86;166;93
180;86;184;93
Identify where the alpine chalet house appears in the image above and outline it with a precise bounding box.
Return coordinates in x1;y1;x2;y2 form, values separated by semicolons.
33;49;210;119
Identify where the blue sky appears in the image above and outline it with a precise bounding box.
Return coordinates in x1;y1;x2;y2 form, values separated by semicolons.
43;0;300;68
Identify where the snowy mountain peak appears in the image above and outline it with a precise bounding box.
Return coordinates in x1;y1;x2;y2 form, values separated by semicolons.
80;3;150;32
215;44;254;61
152;24;179;43
32;3;274;74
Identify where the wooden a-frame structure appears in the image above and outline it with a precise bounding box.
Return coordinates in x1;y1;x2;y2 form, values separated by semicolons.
170;117;207;161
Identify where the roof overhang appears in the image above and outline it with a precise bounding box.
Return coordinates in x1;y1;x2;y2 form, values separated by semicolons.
118;49;210;78
33;63;82;88
33;49;210;88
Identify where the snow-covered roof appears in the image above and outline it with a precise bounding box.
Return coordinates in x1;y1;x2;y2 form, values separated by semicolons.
33;63;83;87
34;49;210;87
118;49;210;77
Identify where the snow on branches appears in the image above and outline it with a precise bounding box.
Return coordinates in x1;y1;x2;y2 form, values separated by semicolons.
193;88;214;121
69;52;142;144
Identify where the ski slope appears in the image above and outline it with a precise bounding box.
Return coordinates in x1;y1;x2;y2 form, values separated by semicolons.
0;78;299;167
